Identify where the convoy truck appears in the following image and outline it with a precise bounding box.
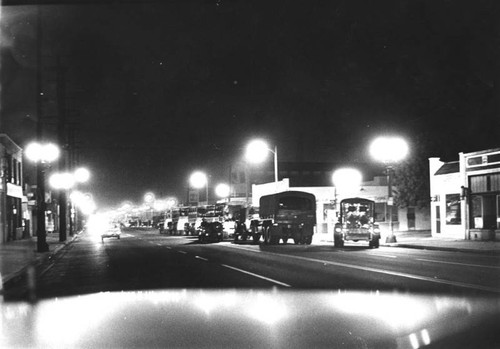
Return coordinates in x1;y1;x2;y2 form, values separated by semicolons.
333;197;380;248
257;191;316;245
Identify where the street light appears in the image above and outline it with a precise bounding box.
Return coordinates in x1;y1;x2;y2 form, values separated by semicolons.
190;171;209;205
332;168;362;195
49;167;91;240
369;136;409;242
215;183;230;201
25;141;60;252
245;139;278;190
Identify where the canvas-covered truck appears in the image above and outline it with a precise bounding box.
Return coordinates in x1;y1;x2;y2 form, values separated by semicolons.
258;191;316;245
334;198;381;248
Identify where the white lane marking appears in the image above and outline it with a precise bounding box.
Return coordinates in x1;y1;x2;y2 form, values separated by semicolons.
290;255;500;294
165;246;172;250
367;253;397;258
178;250;187;254
220;244;500;293
156;243;162;246
221;264;291;288
416;258;500;269
195;256;208;261
222;244;262;253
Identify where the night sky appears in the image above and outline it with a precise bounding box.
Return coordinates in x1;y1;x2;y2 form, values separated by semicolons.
1;0;499;208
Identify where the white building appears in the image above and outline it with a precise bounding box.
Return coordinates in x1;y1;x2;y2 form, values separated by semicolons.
429;147;500;240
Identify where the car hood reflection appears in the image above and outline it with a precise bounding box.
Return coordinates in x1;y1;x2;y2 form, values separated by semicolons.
1;290;499;348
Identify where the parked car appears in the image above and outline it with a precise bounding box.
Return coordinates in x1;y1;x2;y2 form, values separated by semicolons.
198;221;223;243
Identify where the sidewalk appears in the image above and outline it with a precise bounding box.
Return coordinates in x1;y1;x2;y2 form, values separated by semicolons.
314;230;500;255
0;232;79;288
386;231;500;255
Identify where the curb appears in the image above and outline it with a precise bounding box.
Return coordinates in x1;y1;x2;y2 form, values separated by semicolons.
385;243;500;256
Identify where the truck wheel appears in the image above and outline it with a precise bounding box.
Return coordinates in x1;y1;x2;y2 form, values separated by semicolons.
252;234;261;244
263;227;270;244
270;236;279;245
305;236;312;245
374;238;380;248
282;237;288;244
293;238;300;245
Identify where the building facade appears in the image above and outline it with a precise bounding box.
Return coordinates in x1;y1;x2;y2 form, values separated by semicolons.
0;134;25;243
430;147;500;240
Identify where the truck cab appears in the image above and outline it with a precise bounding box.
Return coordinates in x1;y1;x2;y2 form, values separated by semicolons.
334;198;380;248
259;191;316;245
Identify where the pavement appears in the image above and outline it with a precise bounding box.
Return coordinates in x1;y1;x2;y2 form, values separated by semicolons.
0;232;80;290
1;230;499;293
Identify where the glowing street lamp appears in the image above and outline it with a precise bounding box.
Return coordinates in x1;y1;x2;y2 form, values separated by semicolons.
190;171;209;205
215;183;230;201
49;167;92;240
26;141;60;252
332;168;362;195
74;167;90;183
369;136;409;242
245;139;278;190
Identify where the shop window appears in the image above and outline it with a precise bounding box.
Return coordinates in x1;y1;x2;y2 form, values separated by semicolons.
471;195;496;229
471;196;483;228
470;175;487;193
445;194;461;225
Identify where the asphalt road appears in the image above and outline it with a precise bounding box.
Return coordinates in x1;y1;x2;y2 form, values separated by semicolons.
5;227;500;300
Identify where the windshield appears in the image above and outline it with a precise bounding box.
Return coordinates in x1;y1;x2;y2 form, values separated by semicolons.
1;1;500;348
342;202;373;226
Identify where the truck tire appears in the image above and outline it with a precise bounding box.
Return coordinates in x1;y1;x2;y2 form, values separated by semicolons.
252;234;261;244
305;236;312;245
263;227;270;245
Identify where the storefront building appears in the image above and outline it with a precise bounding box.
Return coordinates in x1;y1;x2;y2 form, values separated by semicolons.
0;134;24;243
429;147;500;240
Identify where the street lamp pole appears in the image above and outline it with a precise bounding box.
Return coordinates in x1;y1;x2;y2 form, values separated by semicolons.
36;163;49;252
245;139;279;192
27;143;60;252
369;136;409;243
273;145;278;185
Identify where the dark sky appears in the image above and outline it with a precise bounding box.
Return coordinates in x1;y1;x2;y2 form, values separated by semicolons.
1;0;499;208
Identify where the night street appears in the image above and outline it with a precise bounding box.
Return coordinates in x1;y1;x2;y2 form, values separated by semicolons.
5;228;500;300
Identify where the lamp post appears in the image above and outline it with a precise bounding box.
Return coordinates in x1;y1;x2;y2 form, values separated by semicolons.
144;192;155;225
245;139;279;192
369;136;409;242
49;167;90;240
26;142;60;252
190;171;209;205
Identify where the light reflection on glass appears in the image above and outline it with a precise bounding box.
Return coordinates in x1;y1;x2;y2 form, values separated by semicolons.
246;293;288;325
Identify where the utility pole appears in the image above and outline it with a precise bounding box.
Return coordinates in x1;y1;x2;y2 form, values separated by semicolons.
57;57;68;242
35;3;49;252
